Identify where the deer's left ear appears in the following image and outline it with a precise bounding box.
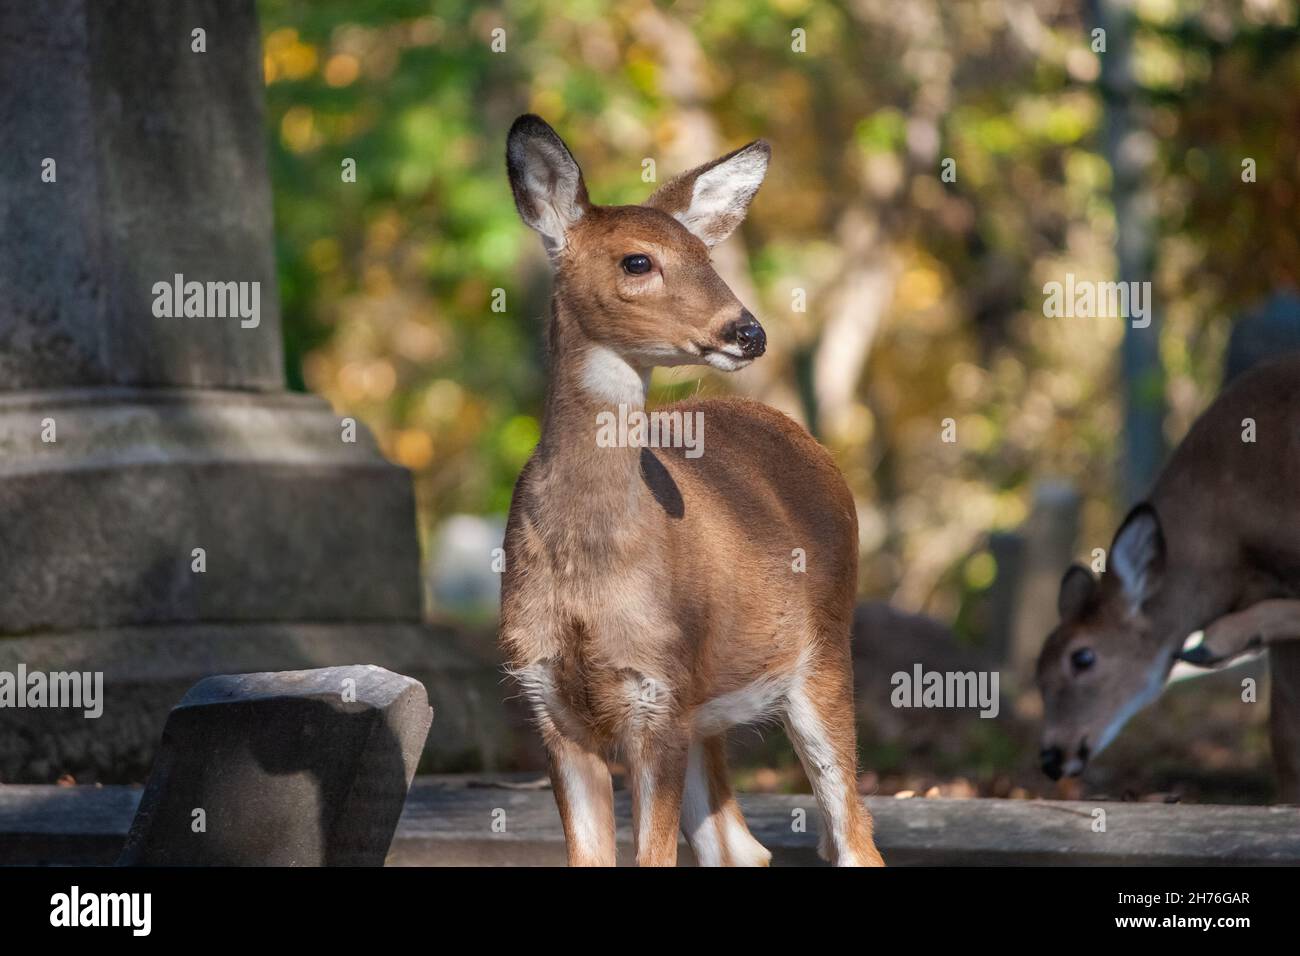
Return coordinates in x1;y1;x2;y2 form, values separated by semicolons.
645;140;770;247
1058;564;1098;621
1111;503;1166;611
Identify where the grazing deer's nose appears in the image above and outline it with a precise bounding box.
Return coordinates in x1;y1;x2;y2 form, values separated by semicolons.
724;311;766;358
1040;746;1064;780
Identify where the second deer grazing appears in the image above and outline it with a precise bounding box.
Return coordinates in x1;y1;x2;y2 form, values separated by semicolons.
1036;354;1300;800
499;115;884;867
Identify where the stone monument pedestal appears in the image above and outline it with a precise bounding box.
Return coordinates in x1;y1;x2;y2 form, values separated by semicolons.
0;0;511;783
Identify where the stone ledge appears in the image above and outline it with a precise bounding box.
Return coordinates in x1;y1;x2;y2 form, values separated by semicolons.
3;773;1298;866
0;625;513;784
0;387;421;632
0;388;385;474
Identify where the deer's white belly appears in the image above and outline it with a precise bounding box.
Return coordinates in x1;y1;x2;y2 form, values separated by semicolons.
693;667;799;736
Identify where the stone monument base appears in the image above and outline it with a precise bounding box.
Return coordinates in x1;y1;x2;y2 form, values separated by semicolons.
0;388;422;633
0;622;514;784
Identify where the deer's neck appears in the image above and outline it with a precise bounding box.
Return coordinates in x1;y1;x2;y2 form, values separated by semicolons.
530;302;652;561
1147;489;1248;646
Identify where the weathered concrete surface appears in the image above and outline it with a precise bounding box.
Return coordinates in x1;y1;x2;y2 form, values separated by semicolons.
390;778;1300;867
118;666;431;865
0;389;421;633
0;783;141;866
0;0;282;389
4;775;1298;866
0;623;510;784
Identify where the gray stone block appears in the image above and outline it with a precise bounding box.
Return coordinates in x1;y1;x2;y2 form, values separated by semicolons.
0;389;422;632
0;622;515;784
118;665;432;866
0;0;283;390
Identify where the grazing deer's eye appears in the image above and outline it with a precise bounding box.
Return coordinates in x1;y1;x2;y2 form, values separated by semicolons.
621;254;653;275
1070;647;1096;672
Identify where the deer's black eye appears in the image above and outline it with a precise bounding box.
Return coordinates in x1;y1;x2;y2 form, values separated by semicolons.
1070;647;1096;672
621;254;652;275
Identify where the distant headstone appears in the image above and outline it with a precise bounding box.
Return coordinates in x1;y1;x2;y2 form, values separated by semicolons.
1223;292;1300;386
118;666;432;866
427;514;508;614
984;531;1026;663
1007;482;1081;687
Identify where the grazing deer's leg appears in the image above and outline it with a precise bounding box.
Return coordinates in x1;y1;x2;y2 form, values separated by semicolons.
784;647;884;867
1268;641;1300;804
628;734;689;867
681;735;772;867
1180;600;1300;800
1185;599;1300;666
547;735;617;866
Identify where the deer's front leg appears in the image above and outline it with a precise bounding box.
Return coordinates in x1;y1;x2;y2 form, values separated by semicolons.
1268;641;1300;804
628;732;689;867
681;735;772;866
546;734;617;866
1180;599;1300;667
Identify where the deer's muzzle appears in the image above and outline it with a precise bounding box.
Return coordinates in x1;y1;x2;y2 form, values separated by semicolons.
1040;746;1064;780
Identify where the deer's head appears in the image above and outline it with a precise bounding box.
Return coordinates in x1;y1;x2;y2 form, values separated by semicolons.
506;114;768;374
1036;503;1176;780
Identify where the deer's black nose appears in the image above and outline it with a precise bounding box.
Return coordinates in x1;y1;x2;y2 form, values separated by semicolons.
1040;746;1064;780
725;311;766;358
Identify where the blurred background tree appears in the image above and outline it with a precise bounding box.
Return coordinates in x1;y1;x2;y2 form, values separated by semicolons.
258;0;1299;638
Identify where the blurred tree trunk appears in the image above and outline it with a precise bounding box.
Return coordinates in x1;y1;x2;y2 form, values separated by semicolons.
1091;0;1166;505
809;0;951;442
809;209;899;440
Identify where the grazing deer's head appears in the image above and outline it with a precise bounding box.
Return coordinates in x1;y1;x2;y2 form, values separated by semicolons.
1036;503;1175;780
506;114;768;376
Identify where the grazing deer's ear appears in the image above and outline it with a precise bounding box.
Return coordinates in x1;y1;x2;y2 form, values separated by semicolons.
506;114;590;257
645;140;770;247
1111;503;1166;611
1058;563;1098;620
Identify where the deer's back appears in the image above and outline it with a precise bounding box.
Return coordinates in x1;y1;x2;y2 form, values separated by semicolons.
650;396;855;537
645;396;859;625
1153;353;1300;582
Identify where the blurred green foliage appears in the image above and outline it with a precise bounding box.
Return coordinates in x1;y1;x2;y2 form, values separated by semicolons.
259;0;1299;630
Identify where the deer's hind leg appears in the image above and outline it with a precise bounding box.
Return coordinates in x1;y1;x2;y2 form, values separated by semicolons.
680;734;772;866
546;733;617;867
1269;641;1300;804
627;730;689;867
783;642;884;867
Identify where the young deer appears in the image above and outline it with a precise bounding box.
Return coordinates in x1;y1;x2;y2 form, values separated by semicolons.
1036;354;1300;800
499;115;883;866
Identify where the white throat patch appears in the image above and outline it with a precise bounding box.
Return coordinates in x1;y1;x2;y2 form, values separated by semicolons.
580;346;649;406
